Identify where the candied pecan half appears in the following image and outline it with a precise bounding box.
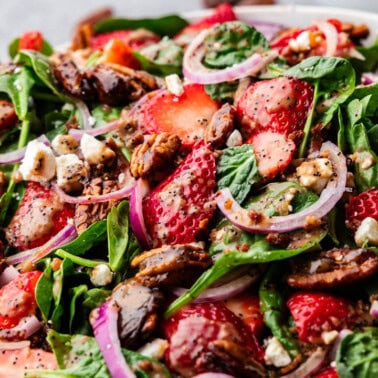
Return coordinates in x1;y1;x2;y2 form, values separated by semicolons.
111;279;163;349
130;133;181;179
287;247;378;289
204;103;236;149
131;243;212;287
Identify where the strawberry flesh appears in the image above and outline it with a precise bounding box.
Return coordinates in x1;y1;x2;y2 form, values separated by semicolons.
163;302;264;377
345;188;378;230
19;31;44;52
237;76;314;141
0;271;42;329
142;143;216;247
247;131;296;180
137;83;219;149
0;100;18;131
5;182;75;251
287;291;356;344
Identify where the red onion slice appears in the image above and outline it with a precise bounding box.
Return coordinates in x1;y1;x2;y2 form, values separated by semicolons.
281;347;327;378
248;20;286;41
172;274;255;303
5;222;77;265
75;99;93;130
52;179;135;205
0;266;19;287
192;374;236;378
0;134;50;165
216;141;346;233
370;300;378;317
316;21;338;57
183;27;278;84
129;179;151;250
90;299;136;378
0;315;41;341
69;120;124;140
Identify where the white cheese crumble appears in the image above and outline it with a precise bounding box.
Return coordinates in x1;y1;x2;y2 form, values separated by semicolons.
138;338;168;360
226;129;243;147
264;337;292;368
355;217;378;247
296;158;333;193
19;140;56;182
56;154;88;193
80;133;115;165
51;134;79;155
165;74;184;96
90;264;113;287
289;31;311;52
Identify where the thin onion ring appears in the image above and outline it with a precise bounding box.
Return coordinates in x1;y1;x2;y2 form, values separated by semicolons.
316;21;338;57
215;141;347;233
90;300;136;378
0;315;41;341
52;180;135;205
183;27;278;84
69;119;124;140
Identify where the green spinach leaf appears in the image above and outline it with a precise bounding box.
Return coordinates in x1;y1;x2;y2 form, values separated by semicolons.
336;328;378;378
216;144;261;204
205;81;239;102
94;15;188;37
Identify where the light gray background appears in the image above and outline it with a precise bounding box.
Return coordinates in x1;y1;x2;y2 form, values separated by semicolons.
1;1;376;62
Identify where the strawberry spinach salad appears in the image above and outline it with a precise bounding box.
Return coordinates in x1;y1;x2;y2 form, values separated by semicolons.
0;3;378;377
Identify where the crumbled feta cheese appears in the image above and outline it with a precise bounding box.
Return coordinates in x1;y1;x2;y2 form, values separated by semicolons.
296;158;333;193
80;133;115;165
19;140;56;182
90;264;113;287
56;154;88;193
289;31;311;52
321;330;339;345
264;337;292;368
165;74;184;96
226;130;243;147
355;217;378;247
51;134;79;155
138;338;169;360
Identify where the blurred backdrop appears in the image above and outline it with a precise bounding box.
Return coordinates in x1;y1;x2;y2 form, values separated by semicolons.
1;0;376;62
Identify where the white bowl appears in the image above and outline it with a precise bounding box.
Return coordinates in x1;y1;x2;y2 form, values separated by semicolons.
185;4;378;45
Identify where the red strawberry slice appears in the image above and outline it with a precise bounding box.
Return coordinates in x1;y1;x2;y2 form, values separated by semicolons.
163;302;264;377
142;143;216;247
0;100;18;132
0;271;42;329
137;83;219;149
90;29;159;50
223;291;265;339
5;182;75;251
236;76;314;142
175;3;237;42
19;31;44;52
345;188;378;230
287;291;356;344
314;366;339;378
247;131;296;180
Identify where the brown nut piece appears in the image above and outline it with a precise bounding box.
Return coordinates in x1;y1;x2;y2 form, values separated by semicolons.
287;247;378;289
204;103;236;149
110;279;163;349
130;132;181;179
131;243;212;287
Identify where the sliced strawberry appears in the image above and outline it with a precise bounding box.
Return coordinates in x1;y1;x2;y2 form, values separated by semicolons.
236;76;314;141
287;291;356;344
223;291;265;339
137;83;219;149
142;143;216;247
5;182;75;251
314;366;339;378
19;31;44;52
0;271;42;329
0;99;18;131
246;131;296;180
345;188;378;230
90;29;159;50
163;302;264;377
175;3;237;42
101;38;141;69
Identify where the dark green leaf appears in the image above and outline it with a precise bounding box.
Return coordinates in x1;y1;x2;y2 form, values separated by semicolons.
217;144;261;203
36;265;54;321
94;15;188;37
203;21;270;69
336;328;378;378
205;81;239;102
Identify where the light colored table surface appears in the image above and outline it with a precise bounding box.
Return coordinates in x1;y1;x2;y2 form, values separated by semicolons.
0;0;203;62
